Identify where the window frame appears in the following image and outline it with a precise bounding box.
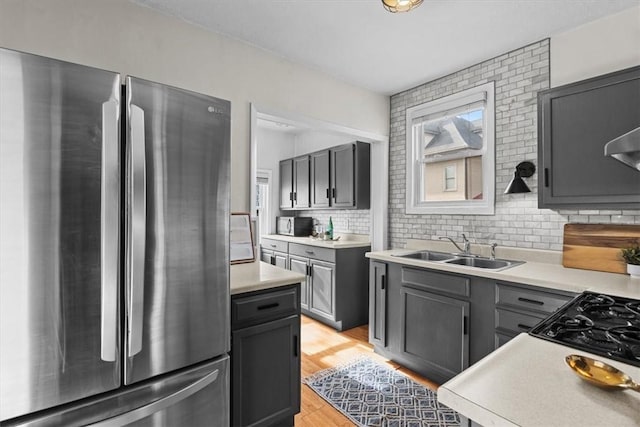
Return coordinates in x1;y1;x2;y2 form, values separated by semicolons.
405;82;495;215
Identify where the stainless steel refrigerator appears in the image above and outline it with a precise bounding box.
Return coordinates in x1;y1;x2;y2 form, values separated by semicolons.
0;48;231;426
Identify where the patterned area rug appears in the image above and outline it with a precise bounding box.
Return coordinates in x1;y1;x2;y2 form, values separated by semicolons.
303;357;460;427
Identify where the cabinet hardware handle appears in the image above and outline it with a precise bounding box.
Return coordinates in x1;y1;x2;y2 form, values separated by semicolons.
257;302;279;311
517;323;532;330
294;192;297;202
463;316;468;335
305;250;315;255
332;188;336;198
544;168;549;187
308;265;313;276
518;297;544;306
271;255;276;265
289;192;293;201
294;335;298;357
381;275;385;290
270;244;277;248
326;188;330;199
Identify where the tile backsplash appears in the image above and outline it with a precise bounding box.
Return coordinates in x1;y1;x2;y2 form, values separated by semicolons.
388;39;640;251
305;210;370;236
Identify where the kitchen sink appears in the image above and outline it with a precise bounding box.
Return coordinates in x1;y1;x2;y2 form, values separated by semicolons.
392;251;455;262
392;250;523;271
445;257;522;270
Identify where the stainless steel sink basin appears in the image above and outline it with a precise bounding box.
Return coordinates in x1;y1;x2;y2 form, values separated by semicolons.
392;250;524;271
445;257;522;270
393;251;455;262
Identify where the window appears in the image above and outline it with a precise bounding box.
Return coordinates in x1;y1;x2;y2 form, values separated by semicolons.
256;170;272;238
443;165;456;191
406;82;495;214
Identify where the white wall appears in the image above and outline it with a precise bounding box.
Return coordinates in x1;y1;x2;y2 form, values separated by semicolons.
256;127;295;227
551;5;640;87
0;0;389;211
293;131;356;156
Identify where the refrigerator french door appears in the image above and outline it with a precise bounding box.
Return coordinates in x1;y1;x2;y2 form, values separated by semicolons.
0;48;230;425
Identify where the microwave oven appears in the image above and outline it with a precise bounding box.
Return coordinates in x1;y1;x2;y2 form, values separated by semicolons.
276;216;313;236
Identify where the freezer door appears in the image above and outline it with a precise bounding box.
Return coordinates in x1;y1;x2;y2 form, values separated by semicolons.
125;77;230;384
1;356;229;427
0;49;121;420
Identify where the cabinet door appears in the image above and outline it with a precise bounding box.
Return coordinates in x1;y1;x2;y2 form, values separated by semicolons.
538;67;640;209
231;315;300;427
331;144;355;208
289;256;309;310
369;262;387;348
293;155;310;209
279;159;293;209
310;150;330;208
260;248;274;264
400;286;469;380
273;251;288;269
310;260;335;319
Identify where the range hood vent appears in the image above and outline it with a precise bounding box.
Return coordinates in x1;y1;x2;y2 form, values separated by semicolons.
604;126;640;171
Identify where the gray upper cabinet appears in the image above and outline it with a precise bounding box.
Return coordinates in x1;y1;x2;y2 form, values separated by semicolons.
331;142;370;209
279;159;293;210
279;142;370;211
293;155;310;209
538;66;640;209
279;156;310;210
310;150;330;208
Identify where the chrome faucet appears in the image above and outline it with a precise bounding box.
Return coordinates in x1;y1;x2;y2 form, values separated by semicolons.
490;243;498;260
438;234;471;255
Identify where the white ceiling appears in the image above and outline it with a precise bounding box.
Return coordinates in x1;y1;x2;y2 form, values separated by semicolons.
131;0;638;95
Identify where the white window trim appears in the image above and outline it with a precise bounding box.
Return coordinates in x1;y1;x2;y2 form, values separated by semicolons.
405;82;495;215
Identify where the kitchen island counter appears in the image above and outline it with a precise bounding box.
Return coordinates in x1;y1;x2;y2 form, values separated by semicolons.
438;333;640;427
230;261;305;295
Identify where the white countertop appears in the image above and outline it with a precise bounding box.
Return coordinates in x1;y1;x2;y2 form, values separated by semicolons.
262;233;371;249
230;261;305;295
438;334;640;427
366;248;640;299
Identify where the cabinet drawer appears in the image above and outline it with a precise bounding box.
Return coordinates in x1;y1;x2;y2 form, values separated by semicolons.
495;308;545;334
288;243;335;263
261;238;288;253
232;287;299;329
496;283;572;314
401;267;469;297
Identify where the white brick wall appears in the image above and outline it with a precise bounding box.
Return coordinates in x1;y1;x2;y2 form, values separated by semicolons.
388;39;640;251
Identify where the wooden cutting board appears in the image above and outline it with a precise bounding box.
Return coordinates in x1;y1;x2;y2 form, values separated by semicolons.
562;224;640;273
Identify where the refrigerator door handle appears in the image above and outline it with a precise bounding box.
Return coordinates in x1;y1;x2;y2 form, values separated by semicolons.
128;104;146;358
88;369;220;427
100;98;120;362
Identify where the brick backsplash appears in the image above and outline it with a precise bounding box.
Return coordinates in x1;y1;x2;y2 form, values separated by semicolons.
302;210;370;236
388;39;640;251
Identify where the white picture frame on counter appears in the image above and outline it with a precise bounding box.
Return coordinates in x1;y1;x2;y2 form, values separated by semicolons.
230;212;255;264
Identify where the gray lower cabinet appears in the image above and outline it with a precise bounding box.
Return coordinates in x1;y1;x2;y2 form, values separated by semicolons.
369;262;497;384
231;285;301;427
288;242;370;331
369;261;387;348
494;281;574;348
369;260;579;385
261;238;289;269
288;254;337;323
400;286;469;380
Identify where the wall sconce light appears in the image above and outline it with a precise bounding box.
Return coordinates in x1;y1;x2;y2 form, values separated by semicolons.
504;161;536;194
381;0;424;13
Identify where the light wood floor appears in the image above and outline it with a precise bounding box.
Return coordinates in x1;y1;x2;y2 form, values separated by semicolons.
294;315;439;426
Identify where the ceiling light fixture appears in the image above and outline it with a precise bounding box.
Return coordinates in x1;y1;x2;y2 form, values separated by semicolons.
381;0;423;13
504;161;536;194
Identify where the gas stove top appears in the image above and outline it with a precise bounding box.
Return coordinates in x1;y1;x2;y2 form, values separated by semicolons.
529;292;640;367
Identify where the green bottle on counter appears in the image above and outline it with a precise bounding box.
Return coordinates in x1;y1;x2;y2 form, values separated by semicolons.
327;217;334;240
